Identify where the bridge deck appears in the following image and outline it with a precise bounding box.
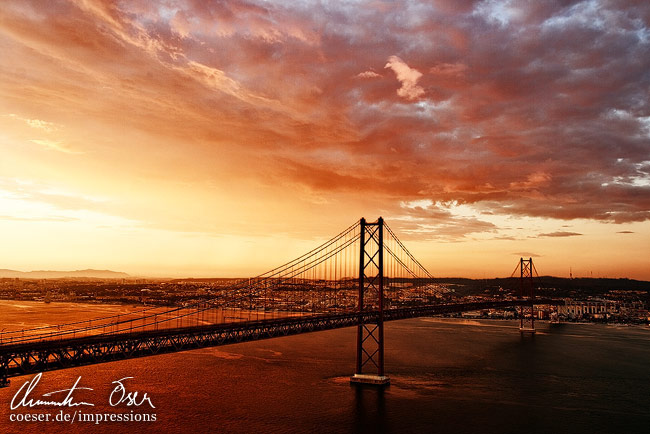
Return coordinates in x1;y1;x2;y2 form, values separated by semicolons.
1;299;561;386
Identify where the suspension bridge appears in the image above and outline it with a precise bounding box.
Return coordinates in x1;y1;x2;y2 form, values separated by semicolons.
0;218;559;387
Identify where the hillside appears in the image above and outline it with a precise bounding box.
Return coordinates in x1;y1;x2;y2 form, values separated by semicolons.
0;269;130;279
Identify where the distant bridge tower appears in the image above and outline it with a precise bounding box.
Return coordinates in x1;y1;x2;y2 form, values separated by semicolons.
518;257;536;334
350;217;390;385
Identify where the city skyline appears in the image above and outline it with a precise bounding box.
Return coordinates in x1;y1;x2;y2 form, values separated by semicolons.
1;1;649;279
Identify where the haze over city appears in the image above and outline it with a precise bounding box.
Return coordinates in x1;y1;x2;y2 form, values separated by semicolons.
1;0;649;279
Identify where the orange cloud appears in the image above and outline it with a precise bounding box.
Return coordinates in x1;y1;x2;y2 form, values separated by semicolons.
1;0;649;278
384;56;425;100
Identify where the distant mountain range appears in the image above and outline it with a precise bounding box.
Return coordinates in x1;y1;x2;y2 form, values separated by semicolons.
0;269;130;279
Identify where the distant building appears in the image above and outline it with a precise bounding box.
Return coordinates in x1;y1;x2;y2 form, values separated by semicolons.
559;298;648;321
560;299;613;318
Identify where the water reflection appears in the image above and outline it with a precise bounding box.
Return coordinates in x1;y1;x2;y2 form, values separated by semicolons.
352;384;388;433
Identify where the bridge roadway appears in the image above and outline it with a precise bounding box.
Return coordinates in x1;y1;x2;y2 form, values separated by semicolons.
1;298;561;386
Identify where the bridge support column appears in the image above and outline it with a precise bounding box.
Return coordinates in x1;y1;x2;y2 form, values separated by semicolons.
518;257;536;334
0;356;9;388
351;217;389;386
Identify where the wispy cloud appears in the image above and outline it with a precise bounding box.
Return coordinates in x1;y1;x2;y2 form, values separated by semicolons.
389;200;497;240
30;139;82;154
538;231;582;238
512;252;542;257
0;215;77;223
6;114;59;132
357;71;381;79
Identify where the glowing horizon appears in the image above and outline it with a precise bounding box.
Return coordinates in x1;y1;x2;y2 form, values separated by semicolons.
1;1;649;280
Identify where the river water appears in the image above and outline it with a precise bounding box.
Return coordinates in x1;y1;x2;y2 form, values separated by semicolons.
1;300;649;433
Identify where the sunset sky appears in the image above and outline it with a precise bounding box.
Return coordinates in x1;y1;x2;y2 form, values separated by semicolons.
1;0;649;279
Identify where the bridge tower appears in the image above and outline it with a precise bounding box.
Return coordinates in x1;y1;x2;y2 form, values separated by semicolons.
350;217;390;386
518;257;536;334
